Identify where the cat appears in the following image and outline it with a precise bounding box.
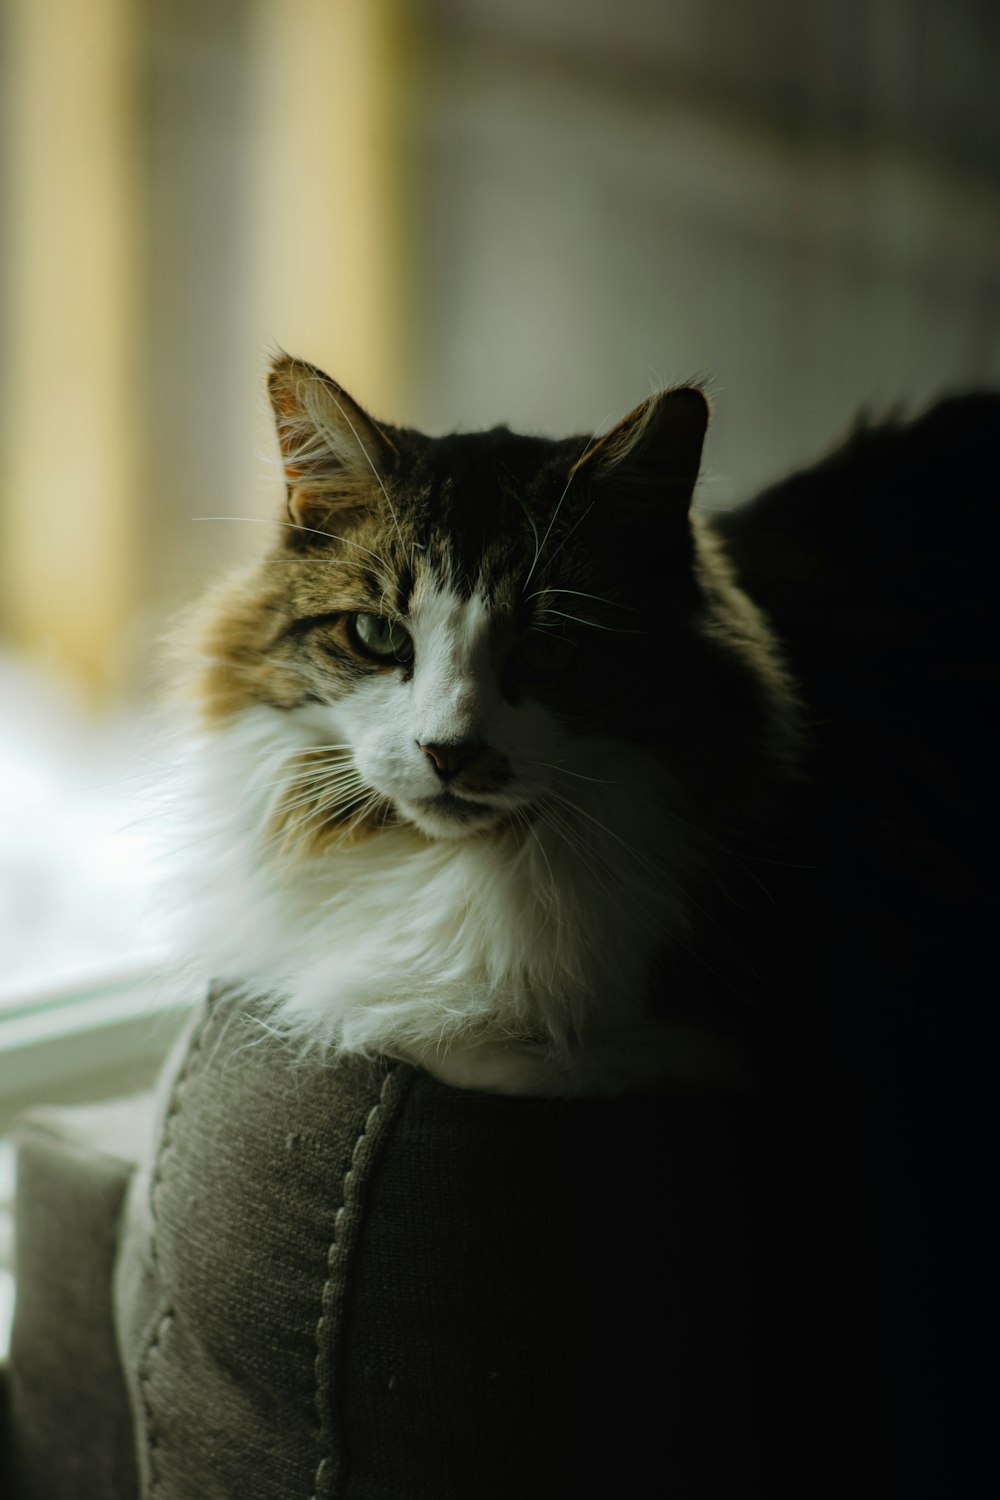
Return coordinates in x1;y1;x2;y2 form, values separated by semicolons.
169;354;803;1096
148;368;995;1490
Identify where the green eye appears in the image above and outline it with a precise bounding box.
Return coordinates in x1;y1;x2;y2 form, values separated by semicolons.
349;612;414;664
518;630;578;676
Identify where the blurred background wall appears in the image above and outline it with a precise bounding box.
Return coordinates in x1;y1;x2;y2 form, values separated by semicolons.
1;0;998;705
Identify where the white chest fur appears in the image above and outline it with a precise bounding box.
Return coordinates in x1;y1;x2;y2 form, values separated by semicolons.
167;701;737;1096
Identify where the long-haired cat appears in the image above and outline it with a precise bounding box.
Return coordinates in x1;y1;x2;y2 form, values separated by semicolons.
147;367;995;1494
172;355;800;1095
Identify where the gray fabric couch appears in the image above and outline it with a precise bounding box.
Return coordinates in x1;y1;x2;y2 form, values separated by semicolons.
1;986;878;1498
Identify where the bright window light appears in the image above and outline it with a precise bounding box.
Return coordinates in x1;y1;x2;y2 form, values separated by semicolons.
0;657;169;1011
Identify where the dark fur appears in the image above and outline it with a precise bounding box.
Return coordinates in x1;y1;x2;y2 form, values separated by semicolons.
709;394;998;1490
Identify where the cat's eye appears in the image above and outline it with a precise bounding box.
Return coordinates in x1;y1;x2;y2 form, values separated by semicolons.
348;612;414;665
517;630;578;676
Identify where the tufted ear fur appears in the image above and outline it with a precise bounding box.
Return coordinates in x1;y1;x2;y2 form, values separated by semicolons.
572;387;710;514
268;355;397;537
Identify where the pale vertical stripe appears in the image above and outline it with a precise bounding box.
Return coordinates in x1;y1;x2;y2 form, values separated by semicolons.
0;1137;14;1358
248;0;408;424
0;0;407;697
0;0;140;701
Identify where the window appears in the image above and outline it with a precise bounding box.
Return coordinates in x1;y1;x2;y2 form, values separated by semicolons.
0;0;405;1118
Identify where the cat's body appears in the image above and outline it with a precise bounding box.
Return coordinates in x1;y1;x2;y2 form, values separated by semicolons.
718;393;998;1062
174;357;800;1095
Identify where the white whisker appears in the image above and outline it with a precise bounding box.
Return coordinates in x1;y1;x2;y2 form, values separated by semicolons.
542;788;670;888
538;498;597;575
536;761;617;786
193;515;388;568
524;587;632;611
523;428;601;588
318;382;409;560
534;608;642;634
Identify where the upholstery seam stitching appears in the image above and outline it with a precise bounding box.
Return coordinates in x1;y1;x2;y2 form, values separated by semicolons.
137;998;216;1497
311;1063;404;1500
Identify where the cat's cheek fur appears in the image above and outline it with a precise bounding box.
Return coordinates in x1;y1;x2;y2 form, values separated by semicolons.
330;674;429;802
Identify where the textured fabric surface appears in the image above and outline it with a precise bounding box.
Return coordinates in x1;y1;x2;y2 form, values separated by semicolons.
115;992;416;1500
1;1359;11;1496
341;1072;877;1499
112;986;877;1499
6;1099;152;1500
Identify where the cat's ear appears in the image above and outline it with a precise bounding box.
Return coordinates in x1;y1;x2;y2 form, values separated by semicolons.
268;355;397;536
572;387;710;514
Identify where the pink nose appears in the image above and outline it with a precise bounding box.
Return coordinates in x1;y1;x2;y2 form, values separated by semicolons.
417;741;481;779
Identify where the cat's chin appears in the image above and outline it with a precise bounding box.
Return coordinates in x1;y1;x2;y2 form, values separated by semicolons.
397;791;509;841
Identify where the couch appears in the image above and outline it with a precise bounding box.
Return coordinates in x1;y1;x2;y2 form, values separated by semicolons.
2;985;883;1499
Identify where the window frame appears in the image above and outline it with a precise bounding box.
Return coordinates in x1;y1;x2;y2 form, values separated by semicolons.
0;955;197;1131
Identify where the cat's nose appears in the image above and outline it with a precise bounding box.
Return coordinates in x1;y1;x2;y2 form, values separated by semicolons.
417;740;481;780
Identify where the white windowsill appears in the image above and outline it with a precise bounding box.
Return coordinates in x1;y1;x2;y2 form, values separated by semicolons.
0;955;199;1129
0;956;199;1358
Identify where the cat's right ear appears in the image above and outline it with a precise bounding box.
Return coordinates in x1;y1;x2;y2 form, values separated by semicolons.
268;355;397;539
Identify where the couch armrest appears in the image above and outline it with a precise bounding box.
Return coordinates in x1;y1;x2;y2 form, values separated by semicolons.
113;987;879;1498
5;1096;155;1500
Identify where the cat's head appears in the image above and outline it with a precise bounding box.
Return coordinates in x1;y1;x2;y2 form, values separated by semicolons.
191;356;795;854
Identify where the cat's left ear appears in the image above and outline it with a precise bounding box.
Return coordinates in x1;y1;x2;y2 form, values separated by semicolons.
268;354;398;536
572;387;710;513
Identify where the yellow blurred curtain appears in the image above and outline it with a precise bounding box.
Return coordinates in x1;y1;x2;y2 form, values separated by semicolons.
0;0;405;703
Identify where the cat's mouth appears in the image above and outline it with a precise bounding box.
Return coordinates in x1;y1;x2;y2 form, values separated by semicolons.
401;789;509;839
